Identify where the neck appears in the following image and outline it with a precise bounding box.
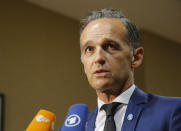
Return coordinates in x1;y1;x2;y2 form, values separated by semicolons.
96;74;134;103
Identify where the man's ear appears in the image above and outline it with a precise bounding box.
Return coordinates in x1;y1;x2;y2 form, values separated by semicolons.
131;47;144;69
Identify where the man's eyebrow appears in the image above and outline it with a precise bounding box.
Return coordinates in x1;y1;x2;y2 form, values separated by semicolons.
81;40;94;51
102;38;121;47
81;39;121;50
102;38;119;44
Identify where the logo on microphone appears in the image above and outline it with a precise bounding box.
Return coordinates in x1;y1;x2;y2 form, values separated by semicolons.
36;115;50;123
51;122;55;130
65;114;81;127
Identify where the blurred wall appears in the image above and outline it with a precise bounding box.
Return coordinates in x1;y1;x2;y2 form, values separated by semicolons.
140;30;181;96
0;1;180;131
0;1;96;131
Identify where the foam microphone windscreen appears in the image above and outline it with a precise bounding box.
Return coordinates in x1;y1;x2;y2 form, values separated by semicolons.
26;109;56;131
60;104;88;131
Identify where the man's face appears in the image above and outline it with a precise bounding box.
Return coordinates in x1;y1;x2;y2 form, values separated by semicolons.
80;18;132;92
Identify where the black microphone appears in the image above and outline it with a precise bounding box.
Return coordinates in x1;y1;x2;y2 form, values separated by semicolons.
59;104;88;131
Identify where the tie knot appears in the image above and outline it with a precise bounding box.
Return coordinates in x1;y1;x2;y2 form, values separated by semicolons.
101;102;120;117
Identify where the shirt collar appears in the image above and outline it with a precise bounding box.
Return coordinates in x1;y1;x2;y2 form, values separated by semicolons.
97;84;136;111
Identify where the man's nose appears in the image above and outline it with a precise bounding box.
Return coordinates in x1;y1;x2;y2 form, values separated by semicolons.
94;47;106;65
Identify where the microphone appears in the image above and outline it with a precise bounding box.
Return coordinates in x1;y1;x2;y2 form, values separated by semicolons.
26;109;56;131
60;104;88;131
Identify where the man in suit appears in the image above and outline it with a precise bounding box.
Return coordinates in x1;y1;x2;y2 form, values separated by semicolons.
80;8;181;131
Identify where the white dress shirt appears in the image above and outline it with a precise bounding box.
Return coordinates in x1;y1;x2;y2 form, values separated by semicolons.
95;84;136;131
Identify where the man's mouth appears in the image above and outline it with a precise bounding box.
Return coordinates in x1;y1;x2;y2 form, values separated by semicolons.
93;69;110;76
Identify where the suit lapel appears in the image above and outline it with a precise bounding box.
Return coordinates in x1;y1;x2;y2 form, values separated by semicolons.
121;87;149;131
86;107;98;131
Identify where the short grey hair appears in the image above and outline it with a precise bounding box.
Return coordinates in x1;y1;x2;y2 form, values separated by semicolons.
80;8;140;51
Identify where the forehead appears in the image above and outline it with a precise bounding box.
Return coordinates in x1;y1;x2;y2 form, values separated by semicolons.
80;18;127;45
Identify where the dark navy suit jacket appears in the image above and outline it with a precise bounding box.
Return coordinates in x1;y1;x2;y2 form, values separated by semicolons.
86;87;181;131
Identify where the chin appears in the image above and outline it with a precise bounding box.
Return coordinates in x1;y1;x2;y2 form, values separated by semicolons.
91;80;114;92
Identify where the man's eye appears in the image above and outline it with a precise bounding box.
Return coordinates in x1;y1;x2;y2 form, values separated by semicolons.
85;46;93;53
104;43;115;50
107;44;114;49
